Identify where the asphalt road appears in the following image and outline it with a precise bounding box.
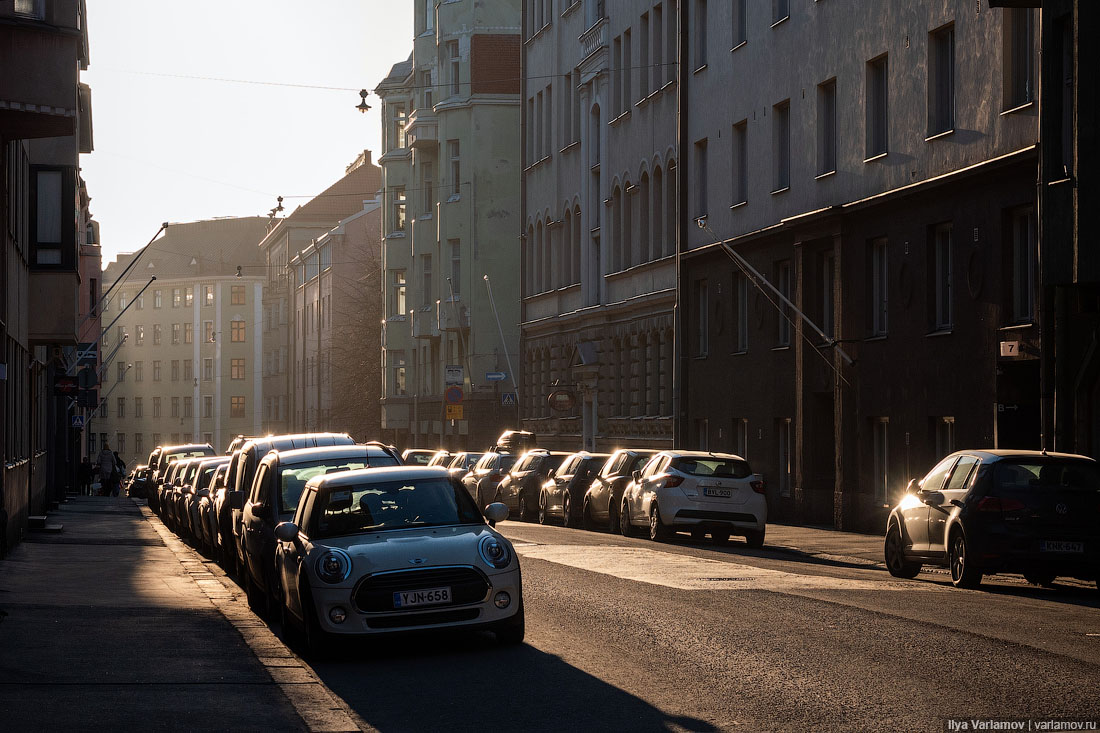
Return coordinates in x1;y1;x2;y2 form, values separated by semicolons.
305;521;1100;733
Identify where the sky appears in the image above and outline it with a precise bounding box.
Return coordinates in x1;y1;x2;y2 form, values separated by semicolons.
80;0;413;268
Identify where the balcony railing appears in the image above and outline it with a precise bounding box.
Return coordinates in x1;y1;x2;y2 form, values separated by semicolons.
579;17;607;61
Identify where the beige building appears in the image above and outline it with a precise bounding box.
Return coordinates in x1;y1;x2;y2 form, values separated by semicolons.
376;0;523;450
520;0;678;451
97;218;269;466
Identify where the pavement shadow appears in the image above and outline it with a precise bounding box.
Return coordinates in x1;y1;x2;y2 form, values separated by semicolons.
659;532;884;572
309;631;717;733
921;575;1100;609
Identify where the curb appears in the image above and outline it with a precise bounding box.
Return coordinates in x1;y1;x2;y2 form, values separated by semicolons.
137;502;373;733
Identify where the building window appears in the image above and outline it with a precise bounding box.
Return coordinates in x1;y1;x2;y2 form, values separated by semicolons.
116;433;125;456
870;237;888;336
231;285;245;305
203;395;213;419
639;13;650;98
866;55;889;158
421;69;433;110
231;358;245;380
117;397;126;419
204;321;214;343
153;324;161;345
773;100;790;191
612;36;622;116
154;290;162;309
872;418;888;503
778;418;792;497
733;0;746;45
935;416;955;458
203;358;213;381
421;162;434;215
171;360;180;382
184;287;194;307
172;288;181;308
391;102;407;149
184;322;193;344
694;278;709;357
231;396;245;419
171;397;180;418
392;186;407;232
136;293;143;310
776;260;792;346
665;0;677;85
117;362;127;382
134;397;143;418
1004;8;1034;109
152;361;161;382
134;433;143;457
391;270;407;317
733;271;748;353
203;285;214;306
693;0;707;69
152;433;161;447
448;40;460;96
1010;206;1036;324
448;140;461;196
932;223;953;331
135;325;144;346
734;418;748;458
231;320;246;342
134;361;143;382
390;350;407;396
818;79;837;175
421;254;433;306
183;359;193;381
183;397;193;419
171;323;180;345
773;0;789;25
449;240;461;296
929;24;955;136
89;432;96;455
732;120;748;205
694;138;708;217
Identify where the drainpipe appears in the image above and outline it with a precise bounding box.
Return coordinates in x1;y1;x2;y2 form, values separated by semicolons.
673;0;689;447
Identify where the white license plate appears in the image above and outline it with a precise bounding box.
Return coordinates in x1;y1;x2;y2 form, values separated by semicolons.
393;586;452;608
1040;540;1084;553
703;487;733;498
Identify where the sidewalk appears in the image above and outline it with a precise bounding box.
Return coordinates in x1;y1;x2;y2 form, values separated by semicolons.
0;495;358;731
764;522;885;568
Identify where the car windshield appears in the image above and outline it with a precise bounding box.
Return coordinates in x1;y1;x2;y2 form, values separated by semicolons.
197;466;219;490
167;450;212;463
279;459;371;514
544;455;567;473
994;460;1100;492
672;457;753;478
628;455;652;474
498;455;517;471
309;478;482;538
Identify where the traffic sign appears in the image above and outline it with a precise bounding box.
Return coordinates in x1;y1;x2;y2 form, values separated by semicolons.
53;374;78;396
501;392;517;407
485;372;507;382
444;386;464;404
445;404;464;420
76;343;98;367
445;365;463;386
71;415;85;428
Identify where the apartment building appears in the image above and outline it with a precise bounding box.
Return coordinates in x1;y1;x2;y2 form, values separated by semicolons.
676;1;1040;530
376;0;522;451
519;0;678;452
1;0;94;552
97;218;268;466
258;152;381;436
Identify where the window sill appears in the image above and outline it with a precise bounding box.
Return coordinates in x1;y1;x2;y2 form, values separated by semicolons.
446;193;462;203
386;231;407;239
730;40;747;53
999;321;1034;331
692;63;708;75
692;354;709;360
864;335;887;342
730;350;748;356
609;109;632;126
524;154;553;173
559;140;580;155
814;170;836;180
925;129;955;142
771;16;790;28
659;79;677;93
770;186;790;196
730;200;748;210
771;345;791;352
417;213;433;220
1001;100;1035;116
925;329;953;338
864;151;888;163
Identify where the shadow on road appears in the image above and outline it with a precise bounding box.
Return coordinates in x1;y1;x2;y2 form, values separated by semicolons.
308;631;717;733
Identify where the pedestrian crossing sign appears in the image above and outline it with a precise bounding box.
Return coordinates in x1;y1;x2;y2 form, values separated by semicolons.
501;392;517;407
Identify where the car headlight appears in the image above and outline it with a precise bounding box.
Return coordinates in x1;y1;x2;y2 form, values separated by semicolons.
315;548;352;584
478;535;512;569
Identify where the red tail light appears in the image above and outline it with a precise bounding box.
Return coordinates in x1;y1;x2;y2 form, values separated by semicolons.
663;475;684;488
751;480;766;494
976;497;1026;512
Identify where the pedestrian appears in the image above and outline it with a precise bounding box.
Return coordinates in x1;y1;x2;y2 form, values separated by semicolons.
111;451;126;497
96;443;114;497
78;457;93;496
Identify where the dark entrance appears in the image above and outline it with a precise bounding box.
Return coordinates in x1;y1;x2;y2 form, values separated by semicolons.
996;359;1041;449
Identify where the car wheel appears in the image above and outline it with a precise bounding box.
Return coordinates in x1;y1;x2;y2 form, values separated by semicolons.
280;598;307;653
608;498;620;534
884;524;922;579
619;501;635;537
537;491;549;525
948;530;982;589
582;500;596;531
744;528;765;549
1023;571;1057;587
245;568;267;616
648;505;669;542
494;600;525;645
300;580;334;660
710;530;731;545
519;492;535;522
562;495;573;528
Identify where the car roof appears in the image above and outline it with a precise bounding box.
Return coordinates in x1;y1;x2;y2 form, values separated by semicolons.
243;433;353;452
264;444;380;465
162;443;215;453
662;450;747;460
306;465;451;490
944;449;1096;462
196;456;231;467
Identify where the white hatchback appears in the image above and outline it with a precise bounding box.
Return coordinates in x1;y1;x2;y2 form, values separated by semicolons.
619;451;767;546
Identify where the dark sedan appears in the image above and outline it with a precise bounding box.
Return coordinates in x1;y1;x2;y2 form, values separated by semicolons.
581;449;659;533
884;449;1100;589
538;451;610;527
497;450;570;522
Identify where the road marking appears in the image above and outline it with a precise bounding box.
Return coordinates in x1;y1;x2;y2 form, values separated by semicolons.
515;544;920;591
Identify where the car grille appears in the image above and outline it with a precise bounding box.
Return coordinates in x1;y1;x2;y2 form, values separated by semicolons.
353;566;490;613
675;509;758;523
365;608;481;629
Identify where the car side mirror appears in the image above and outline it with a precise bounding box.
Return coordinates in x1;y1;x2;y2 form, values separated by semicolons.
632;470;641;483
483;502;508;524
922;491;946;507
229;491;244;510
274;522;299;543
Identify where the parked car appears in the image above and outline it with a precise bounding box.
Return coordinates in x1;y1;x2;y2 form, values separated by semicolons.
125;465;151;499
164;457;206;535
884;449;1100;589
538;452;610;527
273;466;522;656
618;451;767;546
402;449;437;466
461;451;519;510
227;433;356;578
427;450;453;467
150;443;216;517
212;449;245;571
495;430;537;454
240;443;401;615
498;450;571;522
582;449;659;533
199;463;231;557
185;457;231;553
446;452;483;481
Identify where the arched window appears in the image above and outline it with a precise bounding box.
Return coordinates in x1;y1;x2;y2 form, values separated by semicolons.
652;166;664;259
543;215;553;292
639;172;651;263
622;178;633;269
573;205;582;284
666;159;677;257
562;208;572;287
526;224;535;295
535;220;544;294
611;185;623;272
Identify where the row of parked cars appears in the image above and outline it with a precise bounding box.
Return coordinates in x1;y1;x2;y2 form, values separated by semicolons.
126;433;524;656
404;431;769;547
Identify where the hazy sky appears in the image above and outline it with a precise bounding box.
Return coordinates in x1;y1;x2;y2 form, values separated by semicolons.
81;0;413;267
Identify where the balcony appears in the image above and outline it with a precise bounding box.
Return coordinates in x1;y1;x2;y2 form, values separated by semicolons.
28;270;79;345
412;307;439;339
579;17;607;62
406;108;438;149
437;300;470;331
